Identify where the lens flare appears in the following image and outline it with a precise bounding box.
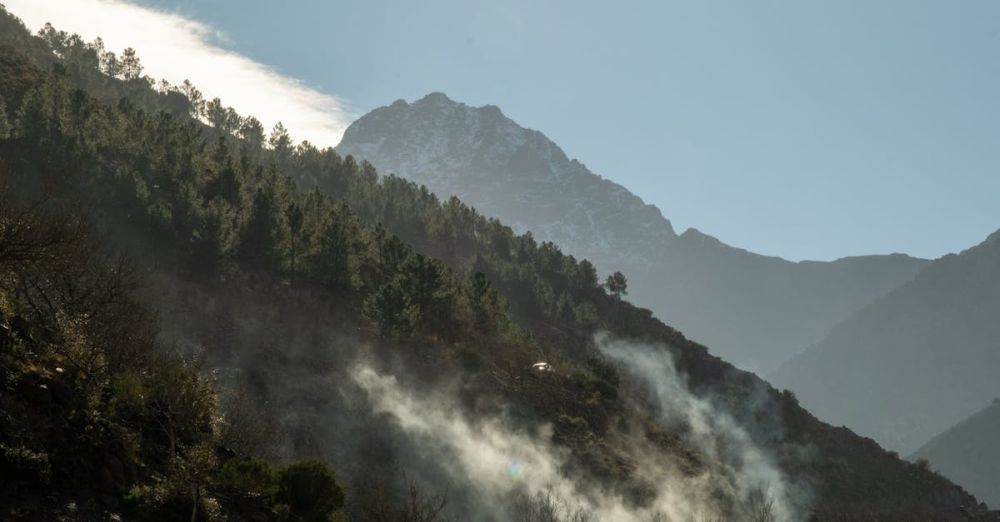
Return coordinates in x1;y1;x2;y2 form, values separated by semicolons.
507;458;524;482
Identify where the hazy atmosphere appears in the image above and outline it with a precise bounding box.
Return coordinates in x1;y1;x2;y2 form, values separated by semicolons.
9;0;1000;261
2;1;998;520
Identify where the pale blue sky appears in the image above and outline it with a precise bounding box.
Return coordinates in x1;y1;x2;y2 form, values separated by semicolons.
133;0;1000;261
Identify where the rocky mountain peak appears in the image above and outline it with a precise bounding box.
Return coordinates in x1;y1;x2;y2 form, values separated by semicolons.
415;91;453;105
337;93;929;376
338;93;678;269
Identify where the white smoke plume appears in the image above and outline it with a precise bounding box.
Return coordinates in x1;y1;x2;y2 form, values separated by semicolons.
352;334;806;521
596;332;802;521
352;365;615;519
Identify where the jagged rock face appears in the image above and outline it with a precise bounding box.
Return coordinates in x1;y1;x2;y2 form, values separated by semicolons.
338;93;930;374
337;93;676;270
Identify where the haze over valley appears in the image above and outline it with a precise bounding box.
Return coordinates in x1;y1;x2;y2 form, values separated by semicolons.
1;2;998;520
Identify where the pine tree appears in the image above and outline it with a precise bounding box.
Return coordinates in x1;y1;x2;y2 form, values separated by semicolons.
374;227;409;279
363;279;418;339
286;201;304;284
205;97;228;130
190;199;235;276
238;188;281;272
100;49;122;78
14;88;48;142
239;116;266;152
269;122;293;166
180;79;205;119
400;254;454;332
605;271;628;300
120;47;143;81
309;206;359;290
205;137;241;205
0;95;10;140
466;272;508;334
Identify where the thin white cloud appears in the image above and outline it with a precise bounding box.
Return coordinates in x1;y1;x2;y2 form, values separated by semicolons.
5;0;352;147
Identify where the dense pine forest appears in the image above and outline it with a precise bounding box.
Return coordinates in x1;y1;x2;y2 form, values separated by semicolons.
0;8;995;521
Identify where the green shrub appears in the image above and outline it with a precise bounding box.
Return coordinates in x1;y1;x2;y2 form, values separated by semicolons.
555;414;590;439
217;458;277;497
123;481;216;522
570;371;618;400
0;444;51;485
275;459;344;522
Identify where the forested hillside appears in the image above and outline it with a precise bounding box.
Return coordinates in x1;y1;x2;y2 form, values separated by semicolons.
336;94;929;374
0;8;993;520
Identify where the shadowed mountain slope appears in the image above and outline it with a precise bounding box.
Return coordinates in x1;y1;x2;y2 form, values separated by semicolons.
772;230;1000;454
912;398;1000;509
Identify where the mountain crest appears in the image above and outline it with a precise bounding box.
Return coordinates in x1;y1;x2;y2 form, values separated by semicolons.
337;92;929;375
338;92;678;268
416;91;452;103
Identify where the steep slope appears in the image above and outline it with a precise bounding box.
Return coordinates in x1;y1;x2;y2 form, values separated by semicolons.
1;8;994;519
771;230;1000;454
336;93;677;268
912;399;1000;509
336;93;929;373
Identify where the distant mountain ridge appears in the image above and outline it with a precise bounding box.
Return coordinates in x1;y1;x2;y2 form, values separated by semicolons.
337;92;930;372
912;398;1000;509
771;228;1000;454
337;92;677;268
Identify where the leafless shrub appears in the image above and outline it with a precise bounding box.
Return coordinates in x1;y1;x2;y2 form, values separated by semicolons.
506;489;593;522
743;485;777;522
357;477;452;522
